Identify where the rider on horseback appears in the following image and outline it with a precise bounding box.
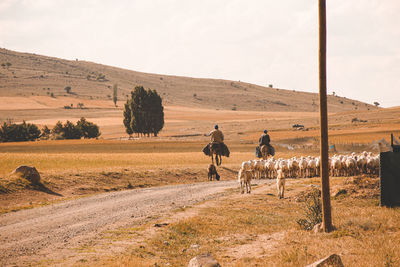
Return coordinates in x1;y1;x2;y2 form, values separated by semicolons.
204;124;230;165
259;129;273;159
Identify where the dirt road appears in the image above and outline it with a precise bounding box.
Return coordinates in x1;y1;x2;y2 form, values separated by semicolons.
0;180;271;266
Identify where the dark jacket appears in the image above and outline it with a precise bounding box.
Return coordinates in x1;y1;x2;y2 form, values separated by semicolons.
259;133;270;146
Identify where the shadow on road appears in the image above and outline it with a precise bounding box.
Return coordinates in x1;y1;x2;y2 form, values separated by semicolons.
220;166;238;174
32;182;63;196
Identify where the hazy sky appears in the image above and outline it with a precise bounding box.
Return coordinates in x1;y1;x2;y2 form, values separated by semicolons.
1;0;399;107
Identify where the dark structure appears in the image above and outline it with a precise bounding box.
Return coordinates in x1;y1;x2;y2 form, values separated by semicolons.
380;134;400;207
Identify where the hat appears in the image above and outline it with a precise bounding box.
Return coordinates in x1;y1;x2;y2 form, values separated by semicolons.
264;129;268;133
214;124;219;129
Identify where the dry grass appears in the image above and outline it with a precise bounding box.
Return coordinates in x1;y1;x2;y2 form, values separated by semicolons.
101;177;399;267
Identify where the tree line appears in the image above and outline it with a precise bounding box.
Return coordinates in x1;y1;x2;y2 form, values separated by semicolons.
123;86;164;137
0;118;100;142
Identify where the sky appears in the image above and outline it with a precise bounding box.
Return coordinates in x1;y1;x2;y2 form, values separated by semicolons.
0;0;399;107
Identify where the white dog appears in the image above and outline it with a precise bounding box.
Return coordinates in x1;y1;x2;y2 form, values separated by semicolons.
276;169;285;199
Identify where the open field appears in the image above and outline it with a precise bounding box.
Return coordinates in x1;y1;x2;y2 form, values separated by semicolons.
1;108;400;214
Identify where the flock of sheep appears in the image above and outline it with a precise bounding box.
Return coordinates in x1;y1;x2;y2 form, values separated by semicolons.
238;151;380;197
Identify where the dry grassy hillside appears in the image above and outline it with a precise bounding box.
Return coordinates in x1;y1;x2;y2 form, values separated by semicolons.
0;48;376;112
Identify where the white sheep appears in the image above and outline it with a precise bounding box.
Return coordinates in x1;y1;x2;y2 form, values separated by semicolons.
299;157;308;178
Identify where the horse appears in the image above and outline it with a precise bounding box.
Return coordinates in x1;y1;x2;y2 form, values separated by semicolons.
260;145;274;160
210;143;222;166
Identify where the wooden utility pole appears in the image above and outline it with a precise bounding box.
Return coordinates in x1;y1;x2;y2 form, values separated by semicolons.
318;0;333;232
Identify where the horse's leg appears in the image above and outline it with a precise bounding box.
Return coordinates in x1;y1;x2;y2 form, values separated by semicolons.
215;153;220;166
218;154;222;166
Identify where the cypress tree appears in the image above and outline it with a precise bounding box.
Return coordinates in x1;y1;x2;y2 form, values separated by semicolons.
123;86;164;137
123;100;133;136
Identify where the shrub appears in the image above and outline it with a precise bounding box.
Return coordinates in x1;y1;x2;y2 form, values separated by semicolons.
296;188;322;230
96;73;106;81
76;117;100;139
51;121;63;136
0;121;41;142
50;118;100;140
64;86;72;94
62;120;82;139
41;125;51;140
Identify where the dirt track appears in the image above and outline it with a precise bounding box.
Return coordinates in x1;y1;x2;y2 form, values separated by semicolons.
0;180;271;266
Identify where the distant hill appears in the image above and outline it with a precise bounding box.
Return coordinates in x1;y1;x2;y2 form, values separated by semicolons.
0;48;376;112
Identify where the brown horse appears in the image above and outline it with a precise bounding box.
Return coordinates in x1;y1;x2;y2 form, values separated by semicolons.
260;145;273;160
210;143;222;166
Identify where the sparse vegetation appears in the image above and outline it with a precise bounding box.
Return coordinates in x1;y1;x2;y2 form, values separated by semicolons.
1;62;11;68
96;73;106;81
64;86;71;94
374;101;380;107
296;188;322;230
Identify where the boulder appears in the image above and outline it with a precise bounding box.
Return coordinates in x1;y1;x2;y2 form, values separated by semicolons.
188;252;220;267
12;165;41;184
305;254;344;267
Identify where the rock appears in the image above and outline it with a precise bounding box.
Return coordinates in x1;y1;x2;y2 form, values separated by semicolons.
313;223;323;234
188;252;221;267
12;165;41;184
305;254;344;267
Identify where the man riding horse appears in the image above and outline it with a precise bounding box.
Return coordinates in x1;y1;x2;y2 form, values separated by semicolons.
259;129;274;159
206;124;230;165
